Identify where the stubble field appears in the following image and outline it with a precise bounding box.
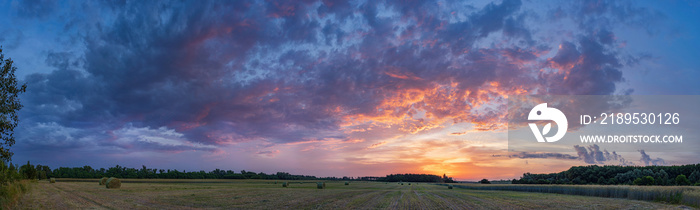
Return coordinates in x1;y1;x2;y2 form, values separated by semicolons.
15;179;690;209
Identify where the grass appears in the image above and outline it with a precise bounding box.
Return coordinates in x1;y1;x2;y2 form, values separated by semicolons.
12;179;693;209
683;190;700;207
444;183;700;207
0;179;32;209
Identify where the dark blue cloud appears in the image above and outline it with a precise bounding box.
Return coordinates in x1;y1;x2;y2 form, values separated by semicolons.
8;0;673;162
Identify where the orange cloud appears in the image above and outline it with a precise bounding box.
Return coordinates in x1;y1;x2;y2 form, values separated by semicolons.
367;141;387;149
384;66;422;80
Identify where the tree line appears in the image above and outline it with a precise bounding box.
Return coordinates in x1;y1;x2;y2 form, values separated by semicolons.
8;161;456;183
513;164;700;186
376;173;457;183
49;164;324;180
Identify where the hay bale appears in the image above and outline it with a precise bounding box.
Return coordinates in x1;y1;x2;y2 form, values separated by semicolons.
106;177;121;189
316;182;325;189
282;182;288;187
344;181;349;185
448;185;453;189
408;183;411;185
50;178;56;183
99;177;108;185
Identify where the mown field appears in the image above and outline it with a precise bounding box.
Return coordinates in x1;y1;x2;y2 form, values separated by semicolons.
14;179;693;209
448;183;700;206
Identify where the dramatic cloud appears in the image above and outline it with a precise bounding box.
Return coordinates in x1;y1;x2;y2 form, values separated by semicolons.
639;150;666;166
573;144;636;165
2;0;693;179
498;144;638;166
493;152;578;160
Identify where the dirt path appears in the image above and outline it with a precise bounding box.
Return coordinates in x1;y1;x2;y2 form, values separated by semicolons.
50;183;111;209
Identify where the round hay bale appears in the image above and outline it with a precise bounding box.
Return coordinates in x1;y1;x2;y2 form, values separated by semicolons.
282;182;288;187
50;178;56;183
344;181;349;185
99;177;108;185
316;182;325;189
448;185;453;189
408;183;411;185
106;177;121;189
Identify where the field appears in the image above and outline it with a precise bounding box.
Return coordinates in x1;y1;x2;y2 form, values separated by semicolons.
448;183;700;206
14;179;693;209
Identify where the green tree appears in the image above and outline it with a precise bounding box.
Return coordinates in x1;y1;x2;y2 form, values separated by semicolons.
597;177;606;185
675;174;691;186
19;161;37;179
479;179;491;184
0;47;27;161
688;170;700;184
633;176;655;186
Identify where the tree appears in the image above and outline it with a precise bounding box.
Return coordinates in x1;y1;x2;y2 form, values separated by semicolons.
479;179;491;184
0;47;27;161
689;170;700;185
675;174;691;186
633;176;655;186
19;161;37;179
597;177;606;185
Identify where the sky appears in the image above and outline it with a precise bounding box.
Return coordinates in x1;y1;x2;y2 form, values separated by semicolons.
1;0;699;181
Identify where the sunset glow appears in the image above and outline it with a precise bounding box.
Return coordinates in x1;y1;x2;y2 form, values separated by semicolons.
3;0;700;181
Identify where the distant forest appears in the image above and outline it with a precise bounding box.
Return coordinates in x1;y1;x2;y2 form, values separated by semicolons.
513;164;700;186
10;161;455;183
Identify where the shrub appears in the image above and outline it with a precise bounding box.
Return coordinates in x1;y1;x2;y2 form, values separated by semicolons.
49;178;55;183
0;180;30;209
105;177;121;189
676;175;691;186
282;182;288;187
316;182;325;189
99;177;108;185
634;176;655;186
344;181;349;185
